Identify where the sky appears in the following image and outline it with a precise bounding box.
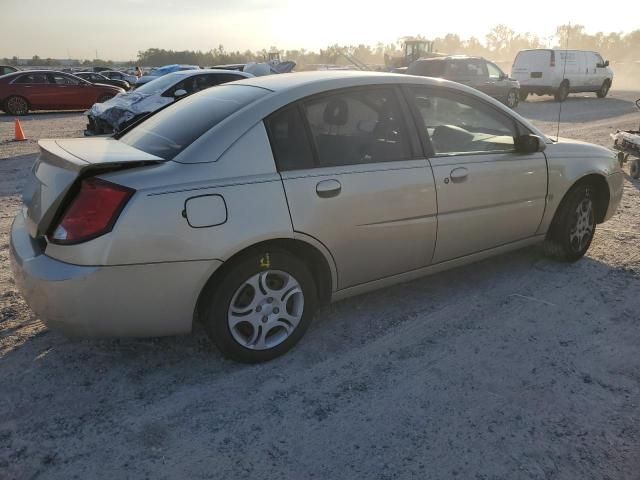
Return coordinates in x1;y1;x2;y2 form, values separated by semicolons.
2;0;638;60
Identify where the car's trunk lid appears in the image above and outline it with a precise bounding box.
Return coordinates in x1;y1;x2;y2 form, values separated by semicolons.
23;138;164;239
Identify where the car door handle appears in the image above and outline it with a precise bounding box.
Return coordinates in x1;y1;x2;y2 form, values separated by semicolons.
316;179;341;198
449;167;469;183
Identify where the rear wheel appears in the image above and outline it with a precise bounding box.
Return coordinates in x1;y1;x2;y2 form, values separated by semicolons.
201;249;317;363
5;96;29;115
519;91;528;102
544;183;596;262
554;81;570;102
596;80;611;98
506;89;519;109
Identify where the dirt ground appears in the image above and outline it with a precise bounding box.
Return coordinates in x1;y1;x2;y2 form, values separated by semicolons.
1;91;639;480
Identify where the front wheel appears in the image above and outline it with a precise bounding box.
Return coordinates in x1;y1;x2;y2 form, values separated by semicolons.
544;184;596;262
596;80;611;98
631;159;640;180
506;89;519;109
201;249;317;363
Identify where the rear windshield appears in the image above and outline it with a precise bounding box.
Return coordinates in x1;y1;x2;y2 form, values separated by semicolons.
119;84;269;160
407;60;446;77
134;72;187;95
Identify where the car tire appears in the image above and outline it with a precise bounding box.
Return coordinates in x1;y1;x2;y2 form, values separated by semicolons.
506;89;519;109
201;249;318;363
596;80;611;98
554;81;570;102
631;159;640;180
519;91;528;102
5;95;29;115
544;183;597;262
97;94;114;103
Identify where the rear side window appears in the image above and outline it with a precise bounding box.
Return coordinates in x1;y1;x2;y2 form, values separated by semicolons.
407;60;446;77
50;73;81;85
301;87;412;167
264;106;315;171
15;73;50;84
119;85;268;160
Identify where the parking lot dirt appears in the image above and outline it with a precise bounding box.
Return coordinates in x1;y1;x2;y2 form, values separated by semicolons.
1;91;639;479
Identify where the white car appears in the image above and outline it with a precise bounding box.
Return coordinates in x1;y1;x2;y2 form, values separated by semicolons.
511;49;613;102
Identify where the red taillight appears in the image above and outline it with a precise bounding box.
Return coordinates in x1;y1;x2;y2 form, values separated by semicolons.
50;178;134;244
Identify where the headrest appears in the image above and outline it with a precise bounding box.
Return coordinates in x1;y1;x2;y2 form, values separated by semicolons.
323;98;348;126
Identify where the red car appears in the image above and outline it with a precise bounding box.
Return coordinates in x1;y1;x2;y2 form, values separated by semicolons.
0;70;124;115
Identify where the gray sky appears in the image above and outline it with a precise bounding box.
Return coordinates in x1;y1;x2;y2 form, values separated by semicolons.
3;0;638;60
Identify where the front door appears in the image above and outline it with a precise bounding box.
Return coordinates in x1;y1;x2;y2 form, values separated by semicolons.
265;87;438;289
47;73;87;108
405;86;547;263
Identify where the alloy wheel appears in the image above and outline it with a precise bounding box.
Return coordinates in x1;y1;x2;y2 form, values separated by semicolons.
227;270;304;350
569;194;595;252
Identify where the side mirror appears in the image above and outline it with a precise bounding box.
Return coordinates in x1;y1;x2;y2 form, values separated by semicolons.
174;89;187;98
604;60;610;67
515;134;546;154
499;73;508;80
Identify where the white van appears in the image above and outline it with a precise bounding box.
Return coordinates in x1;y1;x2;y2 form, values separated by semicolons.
511;49;613;102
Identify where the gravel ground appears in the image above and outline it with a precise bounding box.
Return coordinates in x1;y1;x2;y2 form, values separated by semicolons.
1;91;639;480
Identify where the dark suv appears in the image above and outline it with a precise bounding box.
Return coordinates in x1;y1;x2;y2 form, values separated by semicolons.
407;56;520;108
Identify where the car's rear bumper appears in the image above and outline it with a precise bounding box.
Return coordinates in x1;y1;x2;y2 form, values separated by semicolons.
9;212;221;337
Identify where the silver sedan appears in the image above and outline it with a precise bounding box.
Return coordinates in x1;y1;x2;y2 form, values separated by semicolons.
10;71;623;362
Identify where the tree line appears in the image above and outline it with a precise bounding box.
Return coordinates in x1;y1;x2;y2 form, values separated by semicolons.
4;24;639;68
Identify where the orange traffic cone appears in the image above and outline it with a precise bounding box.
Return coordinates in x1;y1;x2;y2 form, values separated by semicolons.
14;118;26;141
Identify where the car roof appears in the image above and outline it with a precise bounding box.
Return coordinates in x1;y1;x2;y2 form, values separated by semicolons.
164;69;253;78
414;55;483;62
229;70;454;92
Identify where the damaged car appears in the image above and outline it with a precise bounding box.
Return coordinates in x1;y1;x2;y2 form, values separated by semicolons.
85;69;252;135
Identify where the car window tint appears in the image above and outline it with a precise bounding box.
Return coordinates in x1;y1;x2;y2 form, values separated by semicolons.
119;84;269;161
15;73;50;84
50;74;81;85
486;62;502;79
264;106;315;171
449;59;485;79
407;60;446;77
301;87;411;167
408;87;516;155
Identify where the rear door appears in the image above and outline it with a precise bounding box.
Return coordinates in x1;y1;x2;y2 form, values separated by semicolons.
11;72;56;108
268;86;438;289
512;50;551;87
449;58;489;93
404;86;547;263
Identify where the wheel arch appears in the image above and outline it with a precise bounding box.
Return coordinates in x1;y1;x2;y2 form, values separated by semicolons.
548;173;610;235
194;237;336;326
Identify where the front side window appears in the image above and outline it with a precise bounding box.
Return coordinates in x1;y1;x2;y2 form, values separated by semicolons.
301;87;412;167
486;62;503;80
50;73;81;85
408;87;516;155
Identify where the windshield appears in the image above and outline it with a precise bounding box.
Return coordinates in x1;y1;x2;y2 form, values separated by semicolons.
120;84;269;160
134;72;190;95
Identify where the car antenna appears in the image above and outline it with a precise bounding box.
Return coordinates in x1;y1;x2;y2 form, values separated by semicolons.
556;24;571;142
